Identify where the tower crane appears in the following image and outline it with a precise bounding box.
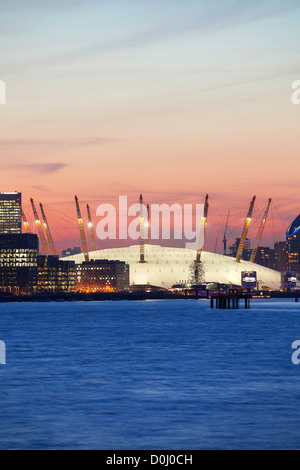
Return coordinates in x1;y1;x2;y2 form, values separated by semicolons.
236;195;256;263
30;198;50;255
86;204;97;252
250;198;272;263
40;203;57;256
75;196;90;262
196;194;209;262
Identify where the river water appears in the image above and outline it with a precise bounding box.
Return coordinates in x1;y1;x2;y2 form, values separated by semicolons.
0;298;300;450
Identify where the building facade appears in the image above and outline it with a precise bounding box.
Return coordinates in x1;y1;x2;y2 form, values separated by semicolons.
0;233;39;294
37;255;76;293
255;246;276;270
0;192;22;234
61;247;82;258
229;238;251;260
286;214;300;281
274;241;288;272
76;259;130;292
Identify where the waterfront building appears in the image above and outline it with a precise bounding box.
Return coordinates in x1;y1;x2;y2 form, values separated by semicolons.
76;259;130;292
0;192;22;234
37;255;76;293
286;214;300;281
0;233;39;294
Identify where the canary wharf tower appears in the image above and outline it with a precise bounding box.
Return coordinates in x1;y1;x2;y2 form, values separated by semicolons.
0;192;22;234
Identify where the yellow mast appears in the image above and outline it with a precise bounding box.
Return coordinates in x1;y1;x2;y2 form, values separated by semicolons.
39;203;57;256
236;195;256;263
196;194;209;262
250;198;272;263
20;205;31;234
146;203;150;244
30;198;50;255
75;195;90;262
86;204;97;252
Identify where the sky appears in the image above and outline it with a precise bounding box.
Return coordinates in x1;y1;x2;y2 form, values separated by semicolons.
0;0;300;253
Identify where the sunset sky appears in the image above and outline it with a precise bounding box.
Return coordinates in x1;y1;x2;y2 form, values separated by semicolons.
1;0;300;253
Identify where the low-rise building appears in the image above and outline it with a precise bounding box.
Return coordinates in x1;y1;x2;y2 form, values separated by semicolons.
37;255;76;293
76;259;130;292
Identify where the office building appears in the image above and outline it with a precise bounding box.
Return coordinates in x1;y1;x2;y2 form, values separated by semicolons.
274;241;288;272
0;233;39;294
37;255;76;293
0;192;22;234
255;247;276;270
76;259;130;292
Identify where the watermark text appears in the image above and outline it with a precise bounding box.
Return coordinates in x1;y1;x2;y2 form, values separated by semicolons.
292;80;300;105
0;340;6;365
291;340;300;365
95;197;205;250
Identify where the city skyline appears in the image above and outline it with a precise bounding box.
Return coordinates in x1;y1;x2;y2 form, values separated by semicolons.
2;191;296;256
1;1;300;252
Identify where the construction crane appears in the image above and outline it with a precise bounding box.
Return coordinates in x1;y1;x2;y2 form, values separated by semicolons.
75;195;90;262
196;194;209;262
139;194;146;263
39;203;57;256
30;198;50;255
236;195;256;263
223;210;230;255
86;204;97;252
250;198;272;263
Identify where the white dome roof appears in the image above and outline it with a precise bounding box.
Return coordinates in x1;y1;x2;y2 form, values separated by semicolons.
62;244;281;290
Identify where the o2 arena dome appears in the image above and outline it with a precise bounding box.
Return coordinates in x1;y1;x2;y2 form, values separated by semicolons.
286;214;300;238
62;244;281;290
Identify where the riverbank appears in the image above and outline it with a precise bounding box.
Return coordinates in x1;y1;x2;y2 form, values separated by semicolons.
0;290;299;302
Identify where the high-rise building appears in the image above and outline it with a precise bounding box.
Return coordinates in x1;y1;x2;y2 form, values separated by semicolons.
0;192;22;234
286;214;300;281
0;233;39;294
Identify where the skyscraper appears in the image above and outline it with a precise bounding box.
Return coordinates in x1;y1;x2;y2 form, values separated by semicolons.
286;214;300;281
0;192;22;234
